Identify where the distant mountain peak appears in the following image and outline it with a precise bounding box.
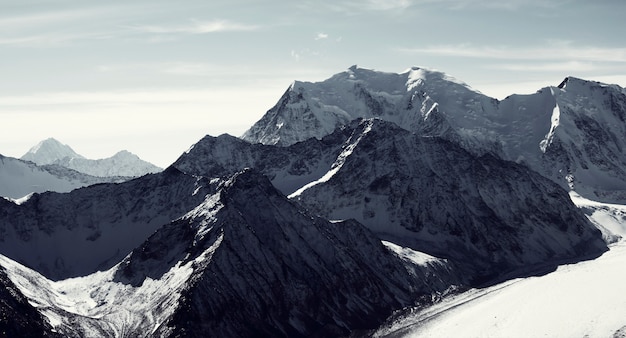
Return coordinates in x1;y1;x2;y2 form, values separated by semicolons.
21;138;84;165
19;138;162;178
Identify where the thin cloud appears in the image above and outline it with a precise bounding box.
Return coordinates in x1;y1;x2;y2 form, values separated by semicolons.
291;50;301;61
307;0;574;13
399;44;626;63
0;7;116;29
363;0;413;10
443;0;575;10
131;19;259;34
315;33;329;40
0;32;112;47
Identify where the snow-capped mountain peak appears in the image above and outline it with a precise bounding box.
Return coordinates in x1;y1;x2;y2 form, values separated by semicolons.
21;137;84;165
241;65;496;147
19;138;162;178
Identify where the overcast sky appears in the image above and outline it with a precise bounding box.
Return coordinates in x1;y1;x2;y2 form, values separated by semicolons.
1;0;625;167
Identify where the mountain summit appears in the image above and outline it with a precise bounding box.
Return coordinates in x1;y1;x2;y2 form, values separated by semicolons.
21;138;84;165
242;66;488;147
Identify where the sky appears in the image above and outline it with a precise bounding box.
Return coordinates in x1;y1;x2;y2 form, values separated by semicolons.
1;0;625;168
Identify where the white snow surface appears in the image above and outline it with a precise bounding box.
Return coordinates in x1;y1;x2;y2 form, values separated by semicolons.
375;196;626;338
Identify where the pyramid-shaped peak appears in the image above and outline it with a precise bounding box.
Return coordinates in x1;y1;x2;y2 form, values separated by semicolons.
21;137;84;165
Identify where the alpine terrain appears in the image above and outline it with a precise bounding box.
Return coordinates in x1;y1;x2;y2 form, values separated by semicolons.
1;65;625;337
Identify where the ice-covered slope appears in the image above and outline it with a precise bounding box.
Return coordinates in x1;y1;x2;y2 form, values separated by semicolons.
0;154;124;199
0;170;459;337
21;138;162;178
242;66;626;203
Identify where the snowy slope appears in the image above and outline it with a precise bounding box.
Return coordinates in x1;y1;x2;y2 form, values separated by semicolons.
374;193;626;338
376;241;626;338
0;154;124;199
21;138;162;178
0;264;59;337
0;246;202;337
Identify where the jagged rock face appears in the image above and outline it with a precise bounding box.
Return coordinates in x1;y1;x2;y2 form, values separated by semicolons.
116;170;457;337
0;266;59;337
289;119;607;281
177;118;606;282
173;132;347;195
539;78;626;203
0;167;209;280
0;169;457;337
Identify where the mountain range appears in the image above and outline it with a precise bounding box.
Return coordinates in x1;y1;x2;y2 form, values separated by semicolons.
1;65;625;337
21;138;162;178
0;138;162;200
243;66;626;204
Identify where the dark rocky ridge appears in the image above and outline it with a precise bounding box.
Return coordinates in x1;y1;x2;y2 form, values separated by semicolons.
116;170;459;337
